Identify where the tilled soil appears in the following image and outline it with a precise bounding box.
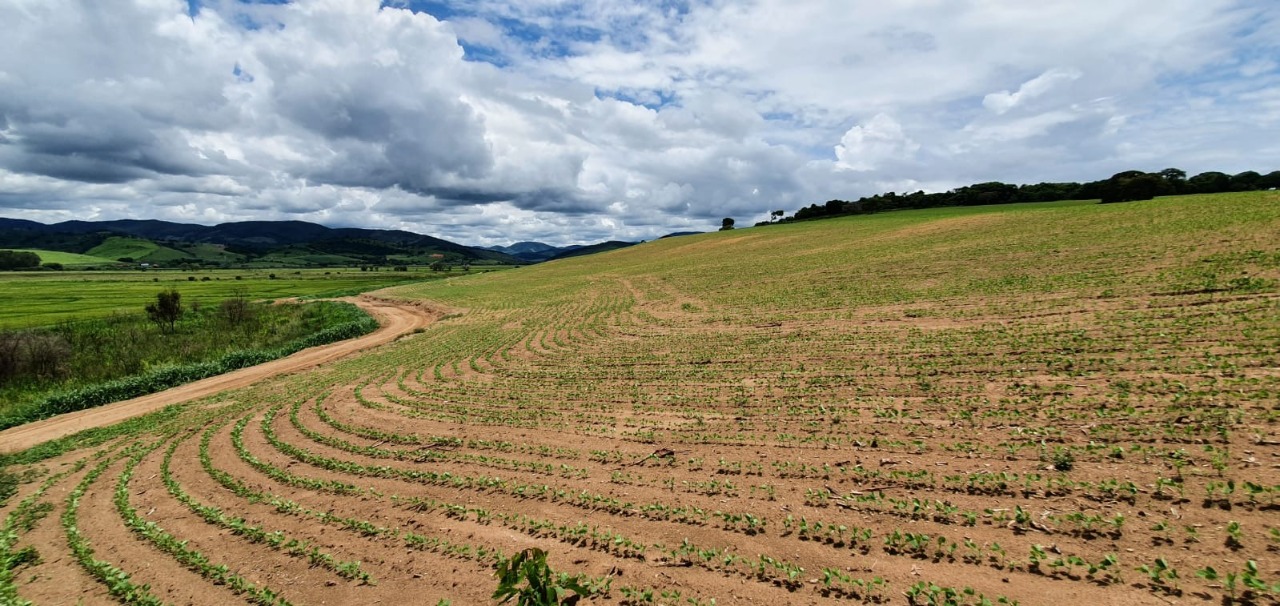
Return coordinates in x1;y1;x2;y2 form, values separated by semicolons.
3;279;1279;605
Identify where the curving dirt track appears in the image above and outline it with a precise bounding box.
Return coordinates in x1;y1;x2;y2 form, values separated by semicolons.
0;295;439;454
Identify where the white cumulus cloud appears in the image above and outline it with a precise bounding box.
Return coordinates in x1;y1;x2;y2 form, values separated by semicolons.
835;114;919;171
983;68;1084;115
0;0;1277;245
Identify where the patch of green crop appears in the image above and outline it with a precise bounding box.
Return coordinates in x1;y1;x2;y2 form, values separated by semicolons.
0;300;376;427
5;249;115;267
0;268;459;328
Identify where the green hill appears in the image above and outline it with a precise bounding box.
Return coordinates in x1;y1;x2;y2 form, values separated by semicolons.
86;236;193;263
390;193;1279;311
545;240;637;261
176;242;246;264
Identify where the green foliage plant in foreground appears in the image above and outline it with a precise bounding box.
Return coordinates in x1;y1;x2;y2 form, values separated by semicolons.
492;547;602;606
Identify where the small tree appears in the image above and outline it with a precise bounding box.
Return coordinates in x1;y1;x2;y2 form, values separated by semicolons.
21;333;71;380
145;288;183;333
720;217;736;231
219;291;254;329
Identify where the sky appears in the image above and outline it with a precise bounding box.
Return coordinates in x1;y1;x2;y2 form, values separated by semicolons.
1;0;1278;246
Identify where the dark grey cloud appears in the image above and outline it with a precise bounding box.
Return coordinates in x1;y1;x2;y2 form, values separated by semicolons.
273;74;494;189
0;192;78;210
3;118;219;184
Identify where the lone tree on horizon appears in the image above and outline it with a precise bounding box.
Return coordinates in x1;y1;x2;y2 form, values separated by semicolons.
720;217;735;231
146;288;183;333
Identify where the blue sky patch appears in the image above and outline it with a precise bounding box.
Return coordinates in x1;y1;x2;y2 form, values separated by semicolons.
595;88;677;111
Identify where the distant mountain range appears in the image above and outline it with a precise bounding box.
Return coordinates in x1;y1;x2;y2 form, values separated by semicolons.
484;231;703;262
484;240;639;262
483;241;563;262
0;218;706;268
0;218;521;268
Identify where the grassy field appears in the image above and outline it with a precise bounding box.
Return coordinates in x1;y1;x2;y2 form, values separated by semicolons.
9;249;116;267
0;300;376;428
2;192;1279;605
0;267;479;329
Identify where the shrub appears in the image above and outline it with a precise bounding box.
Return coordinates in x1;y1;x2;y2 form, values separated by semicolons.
0;331;71;384
0;251;40;271
1052;448;1075;472
219;296;255;328
144;289;183;333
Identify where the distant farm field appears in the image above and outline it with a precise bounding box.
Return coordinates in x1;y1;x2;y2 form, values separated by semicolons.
7;249;115;267
0;268;465;328
2;192;1279;605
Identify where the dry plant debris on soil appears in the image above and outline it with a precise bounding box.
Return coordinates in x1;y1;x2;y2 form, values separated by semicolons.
2;193;1279;605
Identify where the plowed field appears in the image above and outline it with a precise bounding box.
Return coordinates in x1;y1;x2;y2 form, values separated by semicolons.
3;193;1279;606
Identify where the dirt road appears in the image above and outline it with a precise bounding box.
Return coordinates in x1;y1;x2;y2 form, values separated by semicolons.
0;295;439;454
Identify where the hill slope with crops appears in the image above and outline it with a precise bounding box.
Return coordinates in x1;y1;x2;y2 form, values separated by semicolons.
2;192;1279;605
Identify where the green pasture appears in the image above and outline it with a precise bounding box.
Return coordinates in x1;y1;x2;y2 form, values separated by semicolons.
0;267;478;329
10;249;116;267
